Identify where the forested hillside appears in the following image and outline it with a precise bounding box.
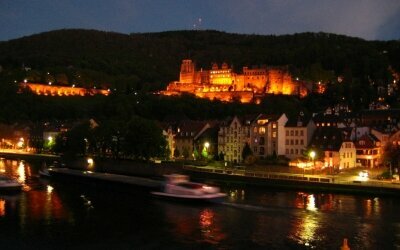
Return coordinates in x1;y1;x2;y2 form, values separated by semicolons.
0;29;399;123
0;29;399;90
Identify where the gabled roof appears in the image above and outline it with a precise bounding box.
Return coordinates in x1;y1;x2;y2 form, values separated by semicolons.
256;113;282;121
220;114;259;127
175;121;209;139
309;127;347;151
354;134;380;149
285;114;312;127
312;113;343;123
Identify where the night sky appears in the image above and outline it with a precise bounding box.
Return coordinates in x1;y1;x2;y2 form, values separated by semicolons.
1;0;399;41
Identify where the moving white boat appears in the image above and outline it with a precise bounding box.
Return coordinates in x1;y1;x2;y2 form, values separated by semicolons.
0;175;22;192
38;168;51;177
152;174;227;202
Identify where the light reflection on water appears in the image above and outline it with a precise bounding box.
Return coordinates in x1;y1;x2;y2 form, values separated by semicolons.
1;159;400;249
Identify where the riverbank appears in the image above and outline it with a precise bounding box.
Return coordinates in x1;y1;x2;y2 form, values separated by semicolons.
1;151;399;197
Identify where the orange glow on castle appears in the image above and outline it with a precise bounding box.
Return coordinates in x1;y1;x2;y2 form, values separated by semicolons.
162;59;309;103
20;82;110;96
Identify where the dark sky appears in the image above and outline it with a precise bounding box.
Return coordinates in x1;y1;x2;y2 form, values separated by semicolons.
1;0;399;41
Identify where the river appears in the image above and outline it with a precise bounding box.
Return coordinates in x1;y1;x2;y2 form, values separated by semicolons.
0;158;399;249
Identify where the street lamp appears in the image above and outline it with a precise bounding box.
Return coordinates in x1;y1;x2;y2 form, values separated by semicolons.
309;151;316;174
202;141;210;159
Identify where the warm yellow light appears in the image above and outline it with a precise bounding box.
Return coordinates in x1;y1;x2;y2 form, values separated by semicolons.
204;142;210;149
48;136;53;142
309;151;316;159
87;158;94;167
47;185;54;194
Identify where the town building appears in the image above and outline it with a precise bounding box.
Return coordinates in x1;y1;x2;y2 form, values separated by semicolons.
284;115;316;160
173;121;210;160
250;113;288;158
309;127;356;171
354;134;381;168
218;115;257;163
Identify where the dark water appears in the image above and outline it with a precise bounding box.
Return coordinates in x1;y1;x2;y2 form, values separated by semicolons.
1;158;400;249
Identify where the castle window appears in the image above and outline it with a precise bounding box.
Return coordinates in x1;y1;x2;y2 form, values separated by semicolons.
272;123;277;129
272;132;276;138
259;127;266;134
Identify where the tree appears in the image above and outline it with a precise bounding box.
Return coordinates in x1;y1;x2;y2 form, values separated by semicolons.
173;148;180;158
182;147;190;159
219;151;225;161
242;143;253;163
122;116;167;160
193;147;199;160
55;121;92;156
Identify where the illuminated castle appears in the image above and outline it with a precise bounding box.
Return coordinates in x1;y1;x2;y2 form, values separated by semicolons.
162;59;309;103
20;82;110;96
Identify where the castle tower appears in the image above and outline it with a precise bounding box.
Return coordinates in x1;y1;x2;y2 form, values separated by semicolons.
179;59;196;84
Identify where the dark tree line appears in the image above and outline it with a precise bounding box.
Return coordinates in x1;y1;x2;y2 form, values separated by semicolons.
54;117;167;160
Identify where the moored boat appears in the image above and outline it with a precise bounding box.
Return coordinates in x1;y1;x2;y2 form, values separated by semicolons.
152;174;227;203
0;175;22;192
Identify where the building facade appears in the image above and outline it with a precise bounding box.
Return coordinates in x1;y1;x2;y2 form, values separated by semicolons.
284;116;316;160
218;115;256;163
250;113;288;158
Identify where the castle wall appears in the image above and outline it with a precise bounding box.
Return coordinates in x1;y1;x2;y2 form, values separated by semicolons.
164;59;308;103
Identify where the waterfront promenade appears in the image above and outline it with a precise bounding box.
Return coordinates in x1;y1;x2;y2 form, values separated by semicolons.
1;150;399;196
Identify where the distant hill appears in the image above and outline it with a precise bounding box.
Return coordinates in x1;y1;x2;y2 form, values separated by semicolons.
0;29;399;92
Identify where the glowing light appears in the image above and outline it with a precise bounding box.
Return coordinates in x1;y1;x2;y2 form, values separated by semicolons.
306;194;317;211
48;136;53;142
18;161;25;183
47;185;54;194
87;158;94;168
0;199;5;217
204;142;210;149
0;159;5;173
